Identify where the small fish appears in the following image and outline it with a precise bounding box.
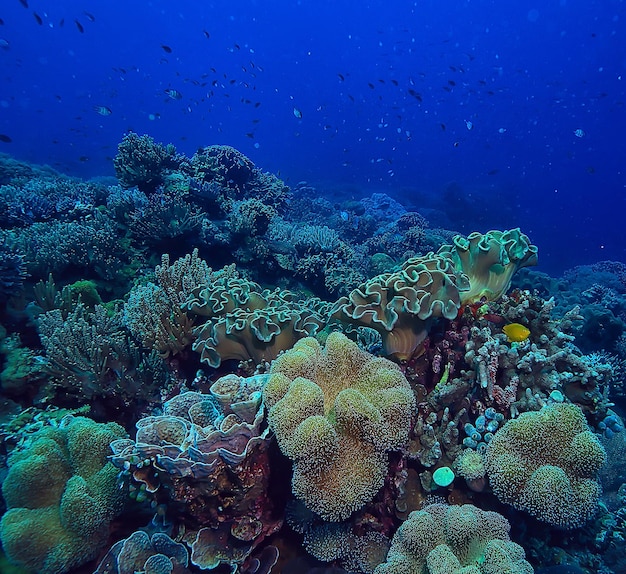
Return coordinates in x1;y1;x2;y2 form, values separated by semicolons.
161;44;172;53
502;323;531;343
0;18;4;25
0;38;9;50
83;11;95;22
203;30;210;39
164;89;182;100
74;19;84;33
19;0;28;8
0;134;12;143
33;11;43;25
93;105;112;116
464;119;474;130
408;89;422;101
293;107;302;119
337;73;345;81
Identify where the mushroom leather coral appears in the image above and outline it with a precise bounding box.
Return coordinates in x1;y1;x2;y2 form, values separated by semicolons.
437;228;538;304
263;332;415;521
331;253;469;360
485;403;606;528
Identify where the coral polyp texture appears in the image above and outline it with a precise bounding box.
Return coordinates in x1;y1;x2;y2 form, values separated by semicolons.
331;252;470;360
437;228;538;304
263;331;416;520
485;402;606;528
0;416;127;574
373;503;533;574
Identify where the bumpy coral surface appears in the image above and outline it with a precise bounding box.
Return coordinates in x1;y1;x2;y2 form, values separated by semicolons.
263;332;415;520
331;253;470;360
0;416;127;574
437;228;538;304
373;503;533;574
110;375;279;571
485;403;606;528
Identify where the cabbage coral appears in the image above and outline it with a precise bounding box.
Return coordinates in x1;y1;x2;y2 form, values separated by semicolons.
437;228;538;304
331;253;469;360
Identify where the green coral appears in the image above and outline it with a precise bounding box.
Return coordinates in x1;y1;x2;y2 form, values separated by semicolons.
437;228;538;304
485;403;606;528
0;416;128;574
373;503;533;574
263;332;415;520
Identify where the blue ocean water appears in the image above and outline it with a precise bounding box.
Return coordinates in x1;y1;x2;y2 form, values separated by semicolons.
1;0;625;272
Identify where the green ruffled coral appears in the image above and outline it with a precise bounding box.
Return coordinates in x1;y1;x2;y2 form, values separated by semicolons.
437;228;538;304
0;416;128;574
184;272;330;368
331;252;469;360
263;332;415;520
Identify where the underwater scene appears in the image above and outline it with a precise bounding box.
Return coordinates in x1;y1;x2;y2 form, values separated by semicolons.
0;1;626;573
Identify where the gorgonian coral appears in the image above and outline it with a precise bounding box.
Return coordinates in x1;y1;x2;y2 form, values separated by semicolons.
263;332;415;521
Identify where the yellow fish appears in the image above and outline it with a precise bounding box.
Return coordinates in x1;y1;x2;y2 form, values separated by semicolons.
502;323;531;343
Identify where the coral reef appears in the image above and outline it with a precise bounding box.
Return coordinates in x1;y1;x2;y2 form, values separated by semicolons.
373;503;533;574
263;332;415;520
485;403;606;528
0;416;127;574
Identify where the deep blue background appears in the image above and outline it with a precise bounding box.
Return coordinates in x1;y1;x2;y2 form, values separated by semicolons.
1;0;625;273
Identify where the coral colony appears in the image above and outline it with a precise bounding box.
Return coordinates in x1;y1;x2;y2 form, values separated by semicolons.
0;134;624;574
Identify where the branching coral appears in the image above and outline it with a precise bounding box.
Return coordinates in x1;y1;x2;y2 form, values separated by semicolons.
38;302;160;404
263;332;415;521
373;503;533;574
114;133;183;193
331;252;470;360
124;249;220;357
485;403;606;528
